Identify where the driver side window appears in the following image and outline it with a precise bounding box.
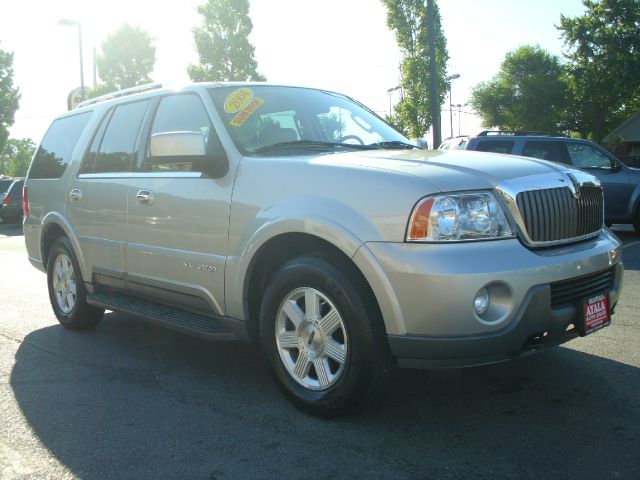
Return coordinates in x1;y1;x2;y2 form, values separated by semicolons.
567;143;613;169
143;94;222;172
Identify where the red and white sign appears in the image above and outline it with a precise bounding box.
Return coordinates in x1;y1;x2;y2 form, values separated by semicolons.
583;293;610;334
67;87;86;110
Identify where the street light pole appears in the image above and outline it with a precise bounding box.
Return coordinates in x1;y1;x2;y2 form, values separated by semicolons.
386;86;401;117
456;104;462;136
446;73;460;139
58;19;85;102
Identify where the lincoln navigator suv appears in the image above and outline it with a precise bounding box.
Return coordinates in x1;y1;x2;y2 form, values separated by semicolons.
23;83;624;417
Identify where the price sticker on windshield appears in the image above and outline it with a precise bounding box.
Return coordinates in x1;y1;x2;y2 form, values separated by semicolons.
224;87;254;113
229;97;265;127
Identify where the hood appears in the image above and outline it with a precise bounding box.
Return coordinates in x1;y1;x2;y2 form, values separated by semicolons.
314;149;575;192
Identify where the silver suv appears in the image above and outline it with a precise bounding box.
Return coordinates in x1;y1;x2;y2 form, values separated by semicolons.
23;83;624;417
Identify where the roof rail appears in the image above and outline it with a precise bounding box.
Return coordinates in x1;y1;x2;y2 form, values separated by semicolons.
477;130;549;137
77;82;163;109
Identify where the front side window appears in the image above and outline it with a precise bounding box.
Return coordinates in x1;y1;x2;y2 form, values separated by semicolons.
208;86;410;156
29;111;92;179
567;142;613;169
143;94;222;172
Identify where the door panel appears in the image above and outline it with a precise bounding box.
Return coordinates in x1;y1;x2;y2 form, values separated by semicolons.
126;174;231;314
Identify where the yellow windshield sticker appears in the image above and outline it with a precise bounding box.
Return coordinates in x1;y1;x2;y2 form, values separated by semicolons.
224;87;254;113
230;97;265;127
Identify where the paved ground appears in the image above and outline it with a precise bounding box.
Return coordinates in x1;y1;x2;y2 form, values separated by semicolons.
0;222;639;479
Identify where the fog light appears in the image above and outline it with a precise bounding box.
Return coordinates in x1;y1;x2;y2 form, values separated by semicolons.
474;288;490;315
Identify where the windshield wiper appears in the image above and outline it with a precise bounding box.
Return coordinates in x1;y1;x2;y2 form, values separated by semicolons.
253;140;370;154
366;141;420;150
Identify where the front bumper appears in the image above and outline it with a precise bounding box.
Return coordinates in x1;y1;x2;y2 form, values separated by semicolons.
388;262;622;368
354;230;623;368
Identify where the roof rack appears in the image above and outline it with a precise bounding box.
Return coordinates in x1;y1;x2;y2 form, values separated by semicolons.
477;130;549;137
77;82;163;109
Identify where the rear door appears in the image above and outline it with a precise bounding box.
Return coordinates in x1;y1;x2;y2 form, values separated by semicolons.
126;93;233;315
67;99;152;286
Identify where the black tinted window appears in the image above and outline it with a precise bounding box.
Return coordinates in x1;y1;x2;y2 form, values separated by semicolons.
476;140;514;154
29;112;92;179
79;109;113;174
0;179;13;193
93;101;150;173
7;180;24;197
522;141;567;164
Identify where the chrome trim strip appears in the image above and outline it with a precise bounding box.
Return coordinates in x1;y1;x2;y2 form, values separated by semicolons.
78;172;204;179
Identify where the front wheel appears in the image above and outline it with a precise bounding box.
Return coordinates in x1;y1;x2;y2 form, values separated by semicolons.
260;255;392;417
47;237;104;329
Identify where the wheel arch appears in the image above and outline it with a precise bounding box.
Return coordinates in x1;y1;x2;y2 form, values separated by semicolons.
40;213;85;277
241;231;384;342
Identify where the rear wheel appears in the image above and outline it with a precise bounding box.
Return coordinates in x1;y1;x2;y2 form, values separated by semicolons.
260;255;393;417
47;237;104;329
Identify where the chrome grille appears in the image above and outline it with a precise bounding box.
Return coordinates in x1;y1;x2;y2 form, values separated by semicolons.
516;186;602;243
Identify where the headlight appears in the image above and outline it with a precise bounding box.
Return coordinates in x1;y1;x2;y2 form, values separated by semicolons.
407;192;514;242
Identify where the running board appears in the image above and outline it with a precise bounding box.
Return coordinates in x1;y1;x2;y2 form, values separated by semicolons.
87;292;245;341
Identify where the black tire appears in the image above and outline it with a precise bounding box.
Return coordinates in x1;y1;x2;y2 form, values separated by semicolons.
633;210;640;234
46;237;104;329
259;254;393;417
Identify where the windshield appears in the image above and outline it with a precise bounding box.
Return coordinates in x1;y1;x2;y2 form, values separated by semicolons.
208;86;411;155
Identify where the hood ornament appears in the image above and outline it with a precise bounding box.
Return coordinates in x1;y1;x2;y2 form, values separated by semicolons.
566;172;581;199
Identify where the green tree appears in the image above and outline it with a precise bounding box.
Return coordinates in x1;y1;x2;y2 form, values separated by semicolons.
188;0;265;82
470;45;570;133
85;83;116;101
559;0;640;142
0;44;20;154
0;138;35;177
381;0;449;138
95;23;156;91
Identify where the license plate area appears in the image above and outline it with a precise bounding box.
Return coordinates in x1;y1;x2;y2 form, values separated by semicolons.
581;293;610;336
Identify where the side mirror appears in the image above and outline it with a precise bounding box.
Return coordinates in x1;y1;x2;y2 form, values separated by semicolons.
148;131;228;178
611;158;622;172
150;131;206;157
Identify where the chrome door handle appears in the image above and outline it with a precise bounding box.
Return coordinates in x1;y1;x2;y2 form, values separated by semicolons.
69;189;82;202
136;190;154;205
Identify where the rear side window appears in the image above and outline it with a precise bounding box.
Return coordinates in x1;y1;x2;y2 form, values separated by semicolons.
522;141;568;164
29;112;92;179
475;140;514;154
88;100;151;174
7;180;24;197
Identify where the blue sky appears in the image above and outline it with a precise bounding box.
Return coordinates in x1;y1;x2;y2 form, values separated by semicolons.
2;0;587;142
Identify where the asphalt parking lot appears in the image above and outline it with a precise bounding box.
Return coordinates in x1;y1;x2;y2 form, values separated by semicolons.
1;222;639;479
